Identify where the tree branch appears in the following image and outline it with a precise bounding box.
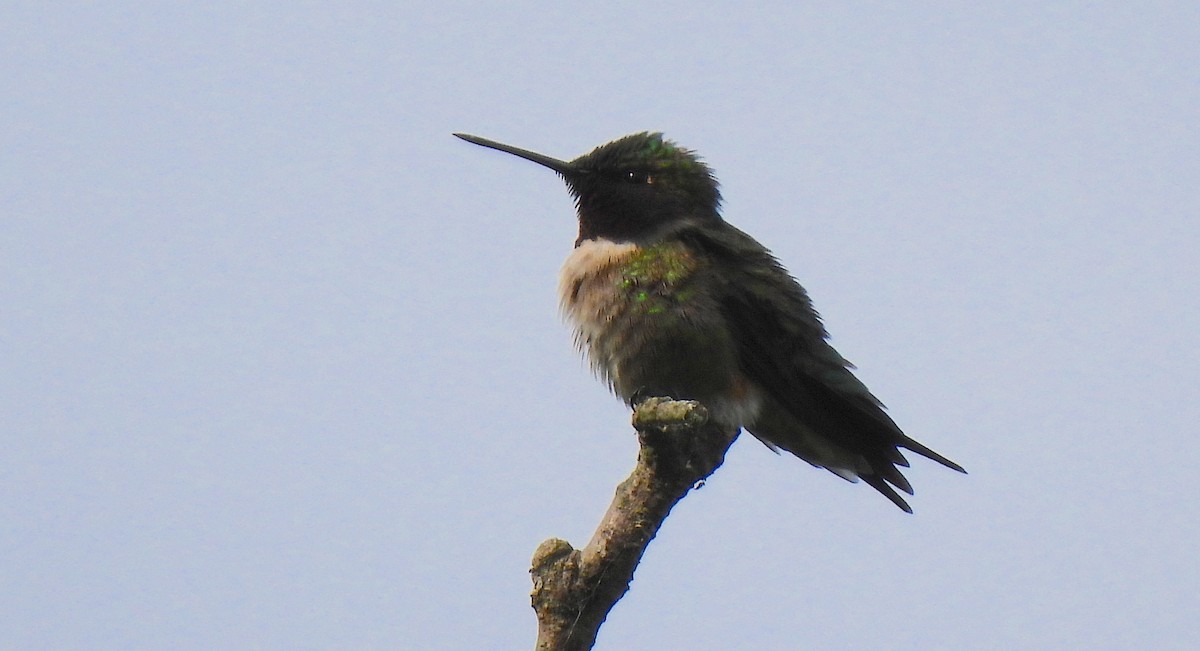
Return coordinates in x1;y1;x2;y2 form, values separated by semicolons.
530;397;739;651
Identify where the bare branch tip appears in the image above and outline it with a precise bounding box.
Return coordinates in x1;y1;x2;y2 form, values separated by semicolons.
631;397;709;431
531;538;576;569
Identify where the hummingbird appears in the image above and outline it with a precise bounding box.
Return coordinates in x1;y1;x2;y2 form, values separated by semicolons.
455;131;964;512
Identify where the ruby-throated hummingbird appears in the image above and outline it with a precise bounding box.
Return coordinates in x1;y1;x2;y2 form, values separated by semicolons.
455;131;963;512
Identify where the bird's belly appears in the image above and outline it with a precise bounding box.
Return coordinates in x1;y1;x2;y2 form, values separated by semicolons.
559;239;761;426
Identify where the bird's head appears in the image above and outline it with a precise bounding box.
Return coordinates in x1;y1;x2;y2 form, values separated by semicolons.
456;132;723;244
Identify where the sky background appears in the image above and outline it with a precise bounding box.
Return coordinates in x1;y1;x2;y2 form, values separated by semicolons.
3;2;1198;650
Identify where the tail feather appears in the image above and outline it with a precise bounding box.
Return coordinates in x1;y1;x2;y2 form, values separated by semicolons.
860;474;914;514
745;398;962;513
875;462;914;495
902;437;967;474
885;447;911;468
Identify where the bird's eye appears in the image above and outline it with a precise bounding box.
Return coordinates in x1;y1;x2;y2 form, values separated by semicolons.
624;170;653;185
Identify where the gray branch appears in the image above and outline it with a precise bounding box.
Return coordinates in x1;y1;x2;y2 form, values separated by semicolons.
530;397;739;651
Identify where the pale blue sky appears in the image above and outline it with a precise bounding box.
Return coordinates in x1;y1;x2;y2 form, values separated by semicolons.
3;3;1198;649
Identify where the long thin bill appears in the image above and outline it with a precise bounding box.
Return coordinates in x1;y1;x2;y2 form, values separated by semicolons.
453;133;574;175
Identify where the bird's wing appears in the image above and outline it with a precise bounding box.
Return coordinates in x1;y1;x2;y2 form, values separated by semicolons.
679;224;963;511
